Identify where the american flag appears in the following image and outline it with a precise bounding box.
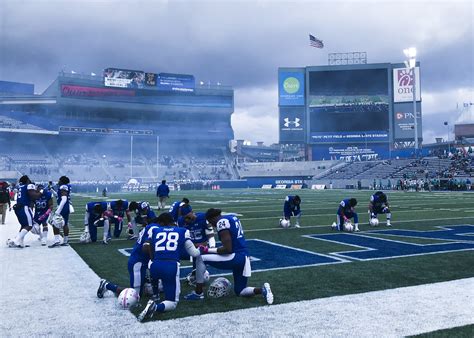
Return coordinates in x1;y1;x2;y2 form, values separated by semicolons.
309;34;324;48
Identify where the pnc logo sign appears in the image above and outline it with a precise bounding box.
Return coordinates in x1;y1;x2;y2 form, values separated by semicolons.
283;77;300;94
284;117;301;128
396;112;415;120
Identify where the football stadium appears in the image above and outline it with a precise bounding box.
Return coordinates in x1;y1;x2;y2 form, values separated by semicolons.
1;2;473;336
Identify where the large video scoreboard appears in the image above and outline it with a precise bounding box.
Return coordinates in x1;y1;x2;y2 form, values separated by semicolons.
279;63;422;160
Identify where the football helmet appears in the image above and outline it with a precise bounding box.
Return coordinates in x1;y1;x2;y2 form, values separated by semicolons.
48;214;65;229
207;277;232;298
186;269;210;286
117;288;140;310
343;221;354;232
279;219;290;228
80;231;91;243
140;201;150;210
369;218;379;226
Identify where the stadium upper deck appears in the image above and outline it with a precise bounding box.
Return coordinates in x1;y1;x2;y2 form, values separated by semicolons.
0;71;234;154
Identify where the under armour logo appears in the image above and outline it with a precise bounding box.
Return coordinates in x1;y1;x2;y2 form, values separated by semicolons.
284;117;301;128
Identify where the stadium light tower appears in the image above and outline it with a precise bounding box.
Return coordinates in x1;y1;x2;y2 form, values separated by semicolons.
404;47;418;155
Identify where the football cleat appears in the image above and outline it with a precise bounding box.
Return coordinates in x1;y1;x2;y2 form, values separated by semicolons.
48;241;61;248
386;220;392;227
60;242;69;246
137;300;157;322
41;238;47;246
184;291;205;300
262;282;274;305
97;279;107;298
294;223;301;228
102;239;109;245
128;235;138;240
331;222;339;231
354;225;360;232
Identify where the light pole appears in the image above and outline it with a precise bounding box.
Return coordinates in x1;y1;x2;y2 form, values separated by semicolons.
444;121;451;154
404;47;418;155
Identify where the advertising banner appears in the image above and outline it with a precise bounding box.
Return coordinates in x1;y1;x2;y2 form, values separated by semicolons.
393;67;421;102
103;68;145;88
61;84;135;97
279;106;305;143
310;130;389;143
156;73;195;92
278;70;305;106
145;73;158;87
312;143;390;161
393;102;423;140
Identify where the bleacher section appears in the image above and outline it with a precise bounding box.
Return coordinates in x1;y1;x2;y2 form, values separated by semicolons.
237;160;339;178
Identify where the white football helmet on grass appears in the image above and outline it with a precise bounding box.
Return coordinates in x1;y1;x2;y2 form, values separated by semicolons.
279;219;290;228
343;221;354;232
207;277;232;298
117;288;140;310
369;218;379;227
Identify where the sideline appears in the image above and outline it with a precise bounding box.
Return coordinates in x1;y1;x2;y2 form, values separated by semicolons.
0;208;472;336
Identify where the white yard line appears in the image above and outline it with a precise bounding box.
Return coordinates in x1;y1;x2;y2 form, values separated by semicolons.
0;208;472;337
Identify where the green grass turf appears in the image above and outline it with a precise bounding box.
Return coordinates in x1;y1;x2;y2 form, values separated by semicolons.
409;324;474;337
67;189;474;322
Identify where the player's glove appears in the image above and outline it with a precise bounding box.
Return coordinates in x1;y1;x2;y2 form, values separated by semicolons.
382;207;389;213
198;245;209;254
343;216;349;222
370;212;376;218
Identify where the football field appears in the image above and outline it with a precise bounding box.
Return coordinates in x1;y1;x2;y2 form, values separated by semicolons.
67;189;474;331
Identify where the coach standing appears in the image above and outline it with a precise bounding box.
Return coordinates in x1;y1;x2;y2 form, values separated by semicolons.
156;180;170;210
0;181;11;224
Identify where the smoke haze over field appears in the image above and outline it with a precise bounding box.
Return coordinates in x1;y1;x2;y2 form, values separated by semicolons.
0;0;472;145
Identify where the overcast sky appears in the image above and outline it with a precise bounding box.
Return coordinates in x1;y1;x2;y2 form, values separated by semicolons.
0;0;472;145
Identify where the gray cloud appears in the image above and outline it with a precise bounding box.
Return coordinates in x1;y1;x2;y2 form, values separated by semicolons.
0;0;472;144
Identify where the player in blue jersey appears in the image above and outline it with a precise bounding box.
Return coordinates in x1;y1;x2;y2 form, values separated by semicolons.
136;212;202;322
82;201;110;244
156;180;170;210
49;176;72;247
168;197;192;223
7;175;42;248
178;210;216;285
32;184;53;246
369;191;391;226
127;201;156;240
332;198;359;232
97;216;161;301
184;208;273;305
283;195;302;228
107;199;131;238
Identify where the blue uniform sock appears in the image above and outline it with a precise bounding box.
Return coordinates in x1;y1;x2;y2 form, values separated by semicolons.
106;282;118;293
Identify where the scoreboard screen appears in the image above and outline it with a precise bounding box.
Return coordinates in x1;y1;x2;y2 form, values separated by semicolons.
308;68;389;142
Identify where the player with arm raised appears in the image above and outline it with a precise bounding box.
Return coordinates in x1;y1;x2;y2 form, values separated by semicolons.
369;191;391;227
184;208;273;305
7;175;42;248
136;212;201;322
